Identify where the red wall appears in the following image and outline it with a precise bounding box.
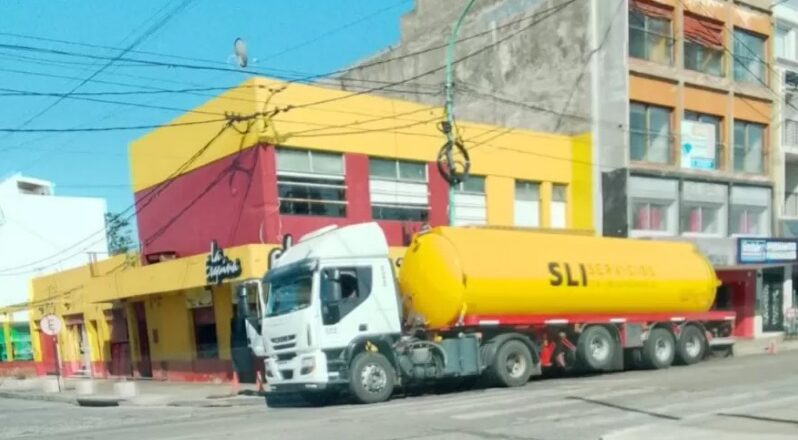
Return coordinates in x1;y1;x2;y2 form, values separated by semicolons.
716;269;757;338
135;147;449;260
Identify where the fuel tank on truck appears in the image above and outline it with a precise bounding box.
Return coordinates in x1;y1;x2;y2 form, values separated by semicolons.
398;226;719;329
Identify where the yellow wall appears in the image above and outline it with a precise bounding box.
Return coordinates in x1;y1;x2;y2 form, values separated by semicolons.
129;77;592;233
145;293;194;362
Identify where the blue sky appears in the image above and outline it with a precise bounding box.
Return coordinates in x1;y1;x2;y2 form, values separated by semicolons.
0;0;412;214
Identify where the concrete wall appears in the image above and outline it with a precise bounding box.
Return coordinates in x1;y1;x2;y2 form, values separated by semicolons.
338;0;594;135
0;174;108;321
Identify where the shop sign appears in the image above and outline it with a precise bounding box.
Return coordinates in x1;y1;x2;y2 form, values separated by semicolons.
206;240;242;284
737;238;798;264
681;120;716;170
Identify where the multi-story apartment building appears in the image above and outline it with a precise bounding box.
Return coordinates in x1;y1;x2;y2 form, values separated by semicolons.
0;173;107;375
346;0;783;337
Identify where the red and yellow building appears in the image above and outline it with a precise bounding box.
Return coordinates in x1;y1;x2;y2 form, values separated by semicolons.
23;77;594;382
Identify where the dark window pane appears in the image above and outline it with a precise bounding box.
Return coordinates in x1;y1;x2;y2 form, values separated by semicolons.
372;205;429;221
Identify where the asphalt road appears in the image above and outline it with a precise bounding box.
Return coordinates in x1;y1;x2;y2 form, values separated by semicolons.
2;352;797;440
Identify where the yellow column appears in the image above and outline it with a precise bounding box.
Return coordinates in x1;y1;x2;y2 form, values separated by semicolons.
570;133;594;231
540;182;552;228
30;320;42;363
125;302;141;365
213;285;233;360
486;176;515;226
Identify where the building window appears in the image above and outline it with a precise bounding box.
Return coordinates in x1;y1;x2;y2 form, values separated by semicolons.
632;201;671;231
733;29;767;85
550;184;567;229
683;13;724;76
453;176;486;226
684;111;723;169
784;119;798;147
730;186;771;236
733;120;765;174
369;158;429;221
192;306;218;359
514;181;540;227
276;148;346;217
730;205;767;235
680;205;720;234
776;25;795;60
630;102;672;164
629;1;673;65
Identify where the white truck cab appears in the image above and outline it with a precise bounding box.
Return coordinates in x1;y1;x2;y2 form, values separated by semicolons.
260;223;403;400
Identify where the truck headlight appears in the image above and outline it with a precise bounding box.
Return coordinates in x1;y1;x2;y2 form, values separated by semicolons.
300;356;316;375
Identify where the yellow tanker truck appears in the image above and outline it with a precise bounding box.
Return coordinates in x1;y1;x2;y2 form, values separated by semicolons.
256;222;735;405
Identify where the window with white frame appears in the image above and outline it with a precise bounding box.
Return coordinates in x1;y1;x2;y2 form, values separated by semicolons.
453;176;486;226
730;186;771;236
514;181;540;227
629;176;678;236
776;24;795;61
632;201;671;231
680;181;727;236
369;158;429;221
276;148;346;217
550;184;567;228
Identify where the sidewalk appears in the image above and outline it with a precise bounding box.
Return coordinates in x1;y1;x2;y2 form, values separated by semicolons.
731;334;798;356
0;376;267;408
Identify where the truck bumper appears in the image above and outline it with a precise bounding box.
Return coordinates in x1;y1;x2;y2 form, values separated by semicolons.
268;382;330;394
265;350;337;392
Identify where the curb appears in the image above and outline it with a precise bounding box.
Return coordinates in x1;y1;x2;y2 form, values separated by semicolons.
0;390;77;405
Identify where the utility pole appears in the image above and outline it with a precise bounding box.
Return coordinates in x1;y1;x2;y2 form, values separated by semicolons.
443;0;477;226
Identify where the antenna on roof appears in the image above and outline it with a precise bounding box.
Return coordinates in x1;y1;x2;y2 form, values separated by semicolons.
233;38;248;68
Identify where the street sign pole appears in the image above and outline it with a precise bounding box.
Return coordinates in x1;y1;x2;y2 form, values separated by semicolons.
53;335;61;392
40;314;63;391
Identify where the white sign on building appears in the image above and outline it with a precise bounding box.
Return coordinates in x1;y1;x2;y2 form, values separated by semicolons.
681;120;716;170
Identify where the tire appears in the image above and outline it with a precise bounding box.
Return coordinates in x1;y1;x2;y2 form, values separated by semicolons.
488;340;534;387
348;352;395;404
675;325;706;365
576;326;616;371
642;327;675;369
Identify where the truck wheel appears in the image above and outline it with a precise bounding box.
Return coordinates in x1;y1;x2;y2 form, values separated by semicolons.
576;326;616;371
349;352;395;404
675;325;706;365
642;328;675;369
490;340;533;387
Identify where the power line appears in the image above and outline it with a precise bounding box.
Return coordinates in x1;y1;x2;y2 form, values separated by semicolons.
0;117;239;275
0;0;196;138
0;87;224;117
258;0;411;62
0;2;572;90
0;118;226;133
284;1;577;112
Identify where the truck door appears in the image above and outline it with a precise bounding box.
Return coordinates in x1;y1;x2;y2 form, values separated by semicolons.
319;265;380;348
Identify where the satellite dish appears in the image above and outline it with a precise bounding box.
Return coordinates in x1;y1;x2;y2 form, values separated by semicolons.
233;38;248;68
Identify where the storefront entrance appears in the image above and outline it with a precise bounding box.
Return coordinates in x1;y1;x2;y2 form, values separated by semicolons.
761;268;785;333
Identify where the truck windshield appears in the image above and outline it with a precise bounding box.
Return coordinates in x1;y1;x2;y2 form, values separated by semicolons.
263;270;313;317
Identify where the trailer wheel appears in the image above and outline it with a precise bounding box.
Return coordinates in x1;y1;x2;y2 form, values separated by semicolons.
489;340;533;387
576;326;616;371
642;328;675;369
675;325;706;365
349;352;395;404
